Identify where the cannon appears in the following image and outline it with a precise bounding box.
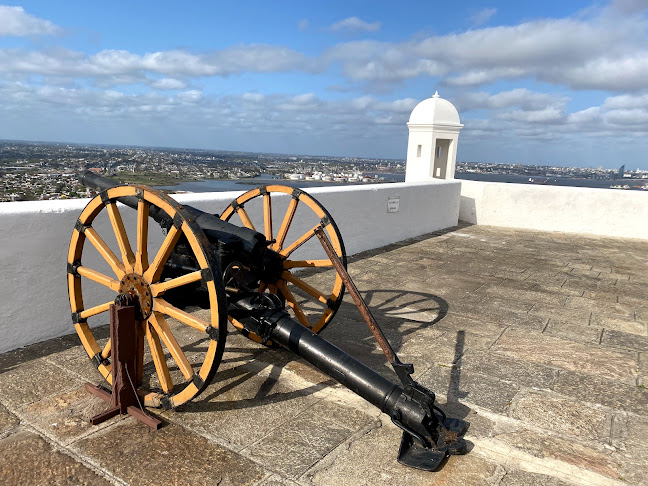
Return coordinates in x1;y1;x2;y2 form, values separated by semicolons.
67;170;468;471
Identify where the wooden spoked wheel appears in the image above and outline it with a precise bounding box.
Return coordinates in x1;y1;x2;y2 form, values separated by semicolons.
67;185;227;409
221;185;346;343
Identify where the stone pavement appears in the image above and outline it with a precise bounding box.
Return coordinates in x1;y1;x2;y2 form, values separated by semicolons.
0;224;647;485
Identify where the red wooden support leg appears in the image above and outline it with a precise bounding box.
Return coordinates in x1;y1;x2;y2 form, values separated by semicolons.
87;301;161;431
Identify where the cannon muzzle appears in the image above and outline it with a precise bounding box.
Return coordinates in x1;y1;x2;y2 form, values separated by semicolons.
79;169;120;193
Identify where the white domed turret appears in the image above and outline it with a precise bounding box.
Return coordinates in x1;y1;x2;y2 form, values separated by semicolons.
408;91;461;126
405;91;463;182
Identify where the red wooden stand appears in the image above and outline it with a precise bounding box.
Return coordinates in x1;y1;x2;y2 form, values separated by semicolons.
86;303;161;430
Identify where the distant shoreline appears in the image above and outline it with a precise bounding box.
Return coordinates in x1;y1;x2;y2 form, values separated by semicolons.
155;171;647;193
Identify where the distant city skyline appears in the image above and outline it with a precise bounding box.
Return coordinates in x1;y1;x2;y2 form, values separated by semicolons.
1;1;648;169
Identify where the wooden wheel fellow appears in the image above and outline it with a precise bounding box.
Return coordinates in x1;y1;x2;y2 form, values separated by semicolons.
221;185;346;343
67;185;227;409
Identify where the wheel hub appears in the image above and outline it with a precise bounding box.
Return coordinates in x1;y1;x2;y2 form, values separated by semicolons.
119;273;153;320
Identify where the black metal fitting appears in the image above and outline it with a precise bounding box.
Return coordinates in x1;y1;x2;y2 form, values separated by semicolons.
292;188;302;199
392;361;416;387
91;352;109;369
135;187;145;199
160;395;173;410
99;190;111;204
192;374;205;389
74;219;89;233
205;325;220;341
326;298;336;309
259;187;269;196
172;212;184;229
67;261;82;278
114;293;137;307
320;216;331;227
231;200;241;211
71;312;86;324
201;268;214;282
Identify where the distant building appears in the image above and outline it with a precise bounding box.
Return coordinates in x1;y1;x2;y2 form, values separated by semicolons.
618;165;625;178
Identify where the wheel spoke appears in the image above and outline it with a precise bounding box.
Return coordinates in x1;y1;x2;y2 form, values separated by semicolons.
101;339;111;360
84;228;126;278
149;312;194;381
263;193;273;241
276;280;311;328
315;308;333;332
106;201;136;272
279;223;320;258
154;297;209;333
272;198;298;251
143;225;182;283
135;199;149;274
283;259;334;269
282;271;328;304
76;266;121;291
146;321;173;393
237;207;256;231
150;270;203;297
79;301;113;320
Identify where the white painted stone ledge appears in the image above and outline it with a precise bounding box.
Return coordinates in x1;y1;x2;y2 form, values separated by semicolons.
459;179;648;240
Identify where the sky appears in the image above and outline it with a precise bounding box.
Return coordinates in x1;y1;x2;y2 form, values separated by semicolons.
1;1;648;169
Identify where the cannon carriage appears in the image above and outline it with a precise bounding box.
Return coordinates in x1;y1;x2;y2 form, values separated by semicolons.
67;171;467;471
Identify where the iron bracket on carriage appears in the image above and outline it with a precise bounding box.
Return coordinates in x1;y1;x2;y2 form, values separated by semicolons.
67;170;468;471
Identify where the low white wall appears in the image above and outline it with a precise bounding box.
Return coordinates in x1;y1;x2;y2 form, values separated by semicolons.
459;180;648;240
0;180;460;353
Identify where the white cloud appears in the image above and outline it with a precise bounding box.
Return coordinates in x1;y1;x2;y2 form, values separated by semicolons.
151;78;187;90
330;17;381;33
458;89;566;111
566;107;601;125
499;106;564;123
177;90;203;103
0;6;61;37
445;68;526;87
242;92;265;102
0;44;311;79
470;7;497;27
546;55;648;91
326;9;648;92
603;93;648;109
610;0;648;14
2;5;648;95
605;108;648;125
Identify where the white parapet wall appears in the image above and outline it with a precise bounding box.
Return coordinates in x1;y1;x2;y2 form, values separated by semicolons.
459;179;648;240
0;179;460;353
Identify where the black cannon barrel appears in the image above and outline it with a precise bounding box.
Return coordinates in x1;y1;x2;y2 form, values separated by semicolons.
254;309;461;468
268;311;403;413
79;170;266;255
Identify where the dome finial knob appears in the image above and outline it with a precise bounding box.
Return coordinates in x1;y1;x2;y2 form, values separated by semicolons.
433;91;439;98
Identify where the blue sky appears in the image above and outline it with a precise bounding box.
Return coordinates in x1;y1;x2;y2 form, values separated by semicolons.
1;1;648;169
